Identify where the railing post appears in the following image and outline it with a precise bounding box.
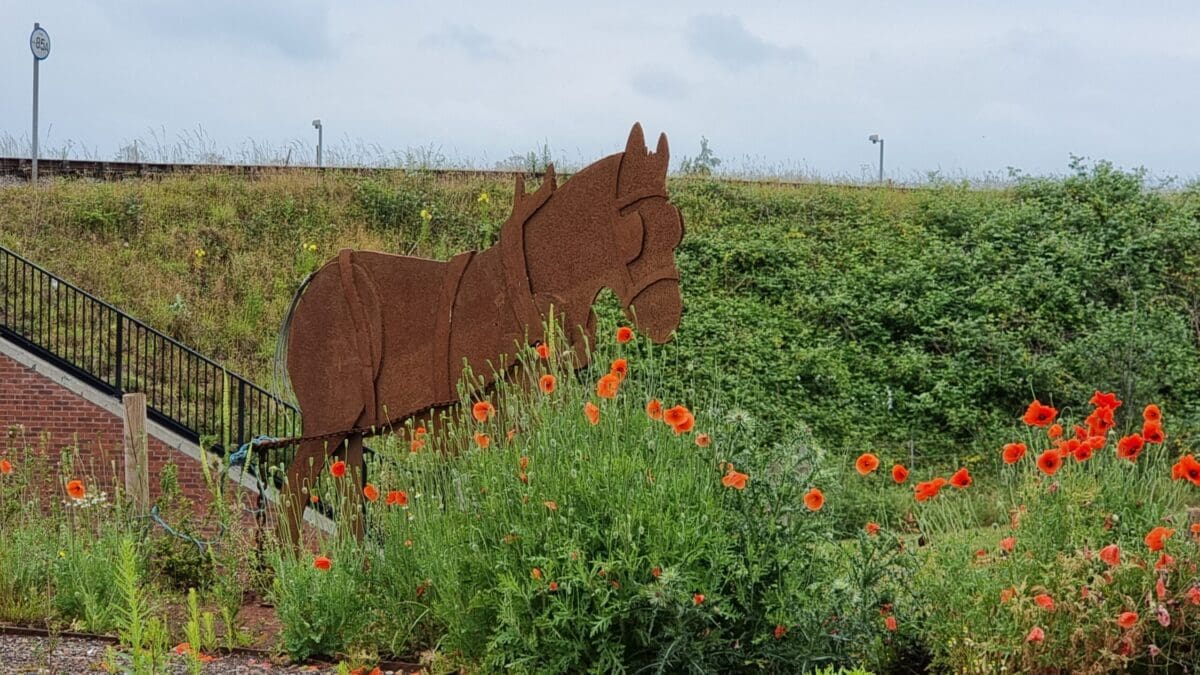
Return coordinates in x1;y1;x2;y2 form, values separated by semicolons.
237;381;246;448
114;313;123;392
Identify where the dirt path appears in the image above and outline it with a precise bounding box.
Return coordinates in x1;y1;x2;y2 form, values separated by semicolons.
0;633;346;674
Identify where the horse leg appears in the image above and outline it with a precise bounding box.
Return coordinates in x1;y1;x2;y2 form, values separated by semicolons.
334;433;367;541
280;435;345;553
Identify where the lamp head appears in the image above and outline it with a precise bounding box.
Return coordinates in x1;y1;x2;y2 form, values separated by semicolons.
869;134;880;143
312;119;322;129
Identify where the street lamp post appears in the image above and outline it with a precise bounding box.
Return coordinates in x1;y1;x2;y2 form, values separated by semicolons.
312;119;323;167
868;134;884;183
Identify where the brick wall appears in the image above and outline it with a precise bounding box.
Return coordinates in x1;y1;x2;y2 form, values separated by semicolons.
0;349;216;508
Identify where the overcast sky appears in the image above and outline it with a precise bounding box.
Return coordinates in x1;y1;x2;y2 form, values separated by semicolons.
3;1;1199;179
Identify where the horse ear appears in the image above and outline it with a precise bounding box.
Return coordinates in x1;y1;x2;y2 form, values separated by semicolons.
655;133;669;174
625;123;646;156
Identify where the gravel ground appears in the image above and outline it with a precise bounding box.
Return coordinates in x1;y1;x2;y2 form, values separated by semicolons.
0;634;351;674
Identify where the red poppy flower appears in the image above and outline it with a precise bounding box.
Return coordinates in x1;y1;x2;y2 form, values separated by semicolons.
410;437;426;453
1034;594;1055;611
651;566;662;579
1000;588;1016;604
891;464;909;484
1188;587;1200;606
774;624;787;639
1091;391;1122;409
1002;442;1027;465
722;467;749;490
386;490;408;507
1036;450;1062;476
885;615;898;631
646;399;663;421
914;479;944;502
1026;626;1045;644
949;467;972;489
695;433;711;448
1000;536;1015;552
1086;406;1115;435
1099;544;1120;566
804;487;825;511
548;581;559;591
616;326;634;344
663;405;690;427
0;459;11;475
672;412;695;435
531;567;542;580
584;402;600;426
472;401;495;422
539;374;556;394
1145;526;1174;551
1179;455;1200;485
1116;434;1144;461
330;461;347;478
610;358;629;381
535;343;550;359
1087;434;1107;451
474;432;490;449
1048;424;1063;439
1142;422;1164;445
1156;553;1174;571
362;484;379;502
1117;611;1138;629
692;593;705;605
310;494;319;504
519;456;529;471
855;453;880;476
1023;400;1058;427
313;556;332;571
596;374;621;399
1072;442;1094;463
865;522;881;536
1144;403;1161;423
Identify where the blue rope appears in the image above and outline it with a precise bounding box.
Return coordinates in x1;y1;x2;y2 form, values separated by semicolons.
228;435;276;469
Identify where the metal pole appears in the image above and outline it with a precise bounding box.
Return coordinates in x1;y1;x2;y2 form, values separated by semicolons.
31;23;40;185
878;139;884;183
316;126;323;167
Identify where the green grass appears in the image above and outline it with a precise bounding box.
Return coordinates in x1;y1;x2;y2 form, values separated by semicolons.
4;160;1200;463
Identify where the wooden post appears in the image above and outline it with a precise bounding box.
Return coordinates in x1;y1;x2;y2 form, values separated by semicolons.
122;393;150;513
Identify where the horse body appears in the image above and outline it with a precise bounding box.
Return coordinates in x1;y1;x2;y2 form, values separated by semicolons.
276;124;683;546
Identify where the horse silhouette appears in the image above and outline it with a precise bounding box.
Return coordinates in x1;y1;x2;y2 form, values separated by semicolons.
274;123;684;545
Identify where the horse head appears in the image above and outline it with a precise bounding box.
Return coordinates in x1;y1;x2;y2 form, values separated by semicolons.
515;123;684;349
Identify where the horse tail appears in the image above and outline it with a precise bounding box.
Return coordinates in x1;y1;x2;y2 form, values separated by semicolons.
273;271;315;407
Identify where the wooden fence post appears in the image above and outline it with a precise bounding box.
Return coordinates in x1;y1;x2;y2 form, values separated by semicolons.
122;393;150;513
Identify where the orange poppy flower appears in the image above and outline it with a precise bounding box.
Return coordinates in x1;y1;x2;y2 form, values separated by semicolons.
914;480;943;502
1142;422;1164;445
386;490;408;507
722;467;749;490
693;593;705;605
1188;587;1200;605
310;494;320;504
1000;587;1016;604
672;412;695;435
506;428;518;443
539;374;556;394
519;456;530;471
1002;442;1027;465
1022;400;1058;427
66;479;86;500
646;399;663;421
865;522;881;536
949;467;972;489
1000;536;1015;552
891;464;909;484
1178;455;1200;485
885;615;898;631
0;459;11;475
474;433;490;449
596;373;620;399
531;567;542;580
651;566;662;579
1116;434;1144;461
410;437;426;453
1086;406;1115;435
535;343;550;359
1048;424;1063;439
1034;594;1055;611
313;555;332;571
1144;403;1161;423
855;453;880;476
1091;391;1122;410
695;433;711;448
610;358;629;381
362;484;379;502
1117;611;1138;629
1036;450;1062;476
774;624;788;639
1099;544;1120;566
584;401;600;425
1026;626;1045;644
616;326;634;344
1155;553;1174;571
1072;442;1094;463
803;487;825;511
330;461;347;478
543;500;558;511
472;400;495;422
548;581;559;592
663;405;689;427
1145;526;1174;551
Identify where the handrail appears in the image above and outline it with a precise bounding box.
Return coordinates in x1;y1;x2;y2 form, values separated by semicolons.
0;245;298;476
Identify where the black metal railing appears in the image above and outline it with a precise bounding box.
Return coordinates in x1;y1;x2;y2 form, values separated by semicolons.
0;245;298;473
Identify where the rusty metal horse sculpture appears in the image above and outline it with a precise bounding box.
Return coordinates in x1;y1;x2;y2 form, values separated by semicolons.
272;123;684;545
